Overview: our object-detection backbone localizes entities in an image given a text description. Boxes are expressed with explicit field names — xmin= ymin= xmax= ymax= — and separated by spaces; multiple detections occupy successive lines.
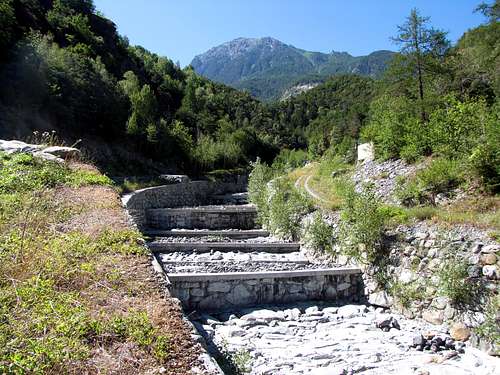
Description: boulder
xmin=375 ymin=315 xmax=400 ymax=331
xmin=481 ymin=244 xmax=500 ymax=254
xmin=240 ymin=309 xmax=284 ymax=323
xmin=42 ymin=146 xmax=81 ymax=159
xmin=422 ymin=309 xmax=444 ymax=325
xmin=482 ymin=265 xmax=499 ymax=279
xmin=480 ymin=253 xmax=497 ymax=265
xmin=0 ymin=139 xmax=42 ymax=154
xmin=337 ymin=304 xmax=367 ymax=318
xmin=32 ymin=151 xmax=64 ymax=163
xmin=368 ymin=291 xmax=393 ymax=308
xmin=449 ymin=322 xmax=471 ymax=342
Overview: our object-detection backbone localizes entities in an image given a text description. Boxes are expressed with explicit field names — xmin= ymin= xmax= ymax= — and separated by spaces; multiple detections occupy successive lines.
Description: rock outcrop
xmin=0 ymin=139 xmax=81 ymax=162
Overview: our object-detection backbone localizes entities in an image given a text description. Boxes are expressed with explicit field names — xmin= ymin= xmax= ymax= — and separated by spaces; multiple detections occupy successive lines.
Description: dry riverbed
xmin=194 ymin=303 xmax=500 ymax=375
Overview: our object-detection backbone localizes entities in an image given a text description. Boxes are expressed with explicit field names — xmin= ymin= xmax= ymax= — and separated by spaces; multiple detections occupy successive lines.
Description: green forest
xmin=0 ymin=0 xmax=499 ymax=189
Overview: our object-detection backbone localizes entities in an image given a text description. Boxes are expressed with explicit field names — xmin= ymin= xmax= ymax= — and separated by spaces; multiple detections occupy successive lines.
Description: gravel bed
xmin=152 ymin=236 xmax=286 ymax=243
xmin=162 ymin=260 xmax=338 ymax=274
xmin=159 ymin=251 xmax=307 ymax=263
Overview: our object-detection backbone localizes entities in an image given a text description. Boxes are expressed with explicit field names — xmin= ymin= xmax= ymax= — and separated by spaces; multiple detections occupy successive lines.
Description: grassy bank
xmin=0 ymin=152 xmax=198 ymax=374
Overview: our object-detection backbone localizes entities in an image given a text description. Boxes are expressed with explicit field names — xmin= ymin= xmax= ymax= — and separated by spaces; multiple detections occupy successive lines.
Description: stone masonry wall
xmin=122 ymin=176 xmax=247 ymax=229
xmin=362 ymin=222 xmax=499 ymax=354
xmin=146 ymin=208 xmax=257 ymax=230
xmin=169 ymin=272 xmax=363 ymax=312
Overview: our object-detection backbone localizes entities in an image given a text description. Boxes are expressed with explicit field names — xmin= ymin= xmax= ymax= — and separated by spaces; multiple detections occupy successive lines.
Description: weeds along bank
xmin=0 ymin=149 xmax=201 ymax=374
xmin=248 ymin=153 xmax=500 ymax=356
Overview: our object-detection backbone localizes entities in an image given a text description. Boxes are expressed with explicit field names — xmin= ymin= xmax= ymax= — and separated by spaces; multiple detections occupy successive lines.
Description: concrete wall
xmin=123 ymin=176 xmax=247 ymax=229
xmin=168 ymin=269 xmax=363 ymax=312
xmin=146 ymin=207 xmax=257 ymax=230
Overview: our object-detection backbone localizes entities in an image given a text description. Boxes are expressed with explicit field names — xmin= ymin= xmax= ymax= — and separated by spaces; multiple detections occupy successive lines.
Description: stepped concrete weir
xmin=167 ymin=268 xmax=362 ymax=312
xmin=125 ymin=178 xmax=500 ymax=374
xmin=124 ymin=177 xmax=365 ymax=373
xmin=124 ymin=177 xmax=363 ymax=310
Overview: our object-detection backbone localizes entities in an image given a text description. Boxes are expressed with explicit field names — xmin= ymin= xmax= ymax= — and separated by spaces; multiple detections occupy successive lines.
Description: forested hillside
xmin=0 ymin=0 xmax=277 ymax=175
xmin=0 ymin=0 xmax=498 ymax=187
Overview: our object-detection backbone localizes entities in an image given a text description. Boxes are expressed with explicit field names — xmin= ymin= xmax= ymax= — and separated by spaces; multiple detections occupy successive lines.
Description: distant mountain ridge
xmin=191 ymin=37 xmax=395 ymax=100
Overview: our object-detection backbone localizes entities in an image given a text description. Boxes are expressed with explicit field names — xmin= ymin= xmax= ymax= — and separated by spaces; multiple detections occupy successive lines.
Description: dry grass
xmin=57 ymin=186 xmax=201 ymax=375
xmin=0 ymin=155 xmax=201 ymax=374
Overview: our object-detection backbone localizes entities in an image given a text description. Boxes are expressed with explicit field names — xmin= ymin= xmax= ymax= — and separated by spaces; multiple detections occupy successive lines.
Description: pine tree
xmin=391 ymin=8 xmax=449 ymax=121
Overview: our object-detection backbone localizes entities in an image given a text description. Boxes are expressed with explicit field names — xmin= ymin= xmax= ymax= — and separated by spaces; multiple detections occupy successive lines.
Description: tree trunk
xmin=416 ymin=61 xmax=427 ymax=122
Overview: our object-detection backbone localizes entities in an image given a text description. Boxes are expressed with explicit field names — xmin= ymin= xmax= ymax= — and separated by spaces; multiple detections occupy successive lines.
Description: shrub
xmin=248 ymin=158 xmax=274 ymax=225
xmin=378 ymin=205 xmax=410 ymax=225
xmin=317 ymin=151 xmax=349 ymax=178
xmin=438 ymin=256 xmax=484 ymax=308
xmin=267 ymin=178 xmax=313 ymax=240
xmin=390 ymin=280 xmax=428 ymax=308
xmin=396 ymin=158 xmax=465 ymax=206
xmin=428 ymin=96 xmax=489 ymax=159
xmin=361 ymin=95 xmax=420 ymax=160
xmin=469 ymin=102 xmax=500 ymax=193
xmin=191 ymin=134 xmax=244 ymax=171
xmin=304 ymin=212 xmax=335 ymax=253
xmin=0 ymin=152 xmax=112 ymax=194
xmin=475 ymin=296 xmax=500 ymax=346
xmin=338 ymin=183 xmax=386 ymax=263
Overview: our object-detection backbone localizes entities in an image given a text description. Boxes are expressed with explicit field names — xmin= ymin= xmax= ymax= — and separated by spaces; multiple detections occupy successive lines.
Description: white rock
xmin=42 ymin=145 xmax=80 ymax=159
xmin=369 ymin=291 xmax=393 ymax=308
xmin=240 ymin=309 xmax=284 ymax=323
xmin=357 ymin=142 xmax=375 ymax=163
xmin=337 ymin=305 xmax=367 ymax=318
xmin=399 ymin=269 xmax=416 ymax=284
xmin=481 ymin=244 xmax=500 ymax=254
xmin=32 ymin=151 xmax=64 ymax=163
xmin=482 ymin=265 xmax=498 ymax=279
xmin=0 ymin=139 xmax=42 ymax=154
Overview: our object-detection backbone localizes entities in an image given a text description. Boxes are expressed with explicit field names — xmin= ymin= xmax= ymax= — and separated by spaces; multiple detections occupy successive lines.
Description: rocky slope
xmin=191 ymin=37 xmax=394 ymax=100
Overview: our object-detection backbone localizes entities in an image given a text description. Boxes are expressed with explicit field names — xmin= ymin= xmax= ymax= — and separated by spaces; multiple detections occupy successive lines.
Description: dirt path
xmin=294 ymin=166 xmax=330 ymax=204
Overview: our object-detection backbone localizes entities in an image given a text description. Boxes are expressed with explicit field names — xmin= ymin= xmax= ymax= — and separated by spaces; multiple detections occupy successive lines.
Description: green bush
xmin=338 ymin=183 xmax=386 ymax=263
xmin=438 ymin=256 xmax=484 ymax=308
xmin=304 ymin=212 xmax=335 ymax=253
xmin=378 ymin=205 xmax=410 ymax=225
xmin=475 ymin=296 xmax=500 ymax=347
xmin=390 ymin=280 xmax=428 ymax=308
xmin=248 ymin=159 xmax=313 ymax=240
xmin=396 ymin=158 xmax=465 ymax=206
xmin=361 ymin=95 xmax=421 ymax=161
xmin=267 ymin=178 xmax=313 ymax=240
xmin=428 ymin=96 xmax=489 ymax=159
xmin=248 ymin=158 xmax=274 ymax=225
xmin=469 ymin=102 xmax=500 ymax=193
xmin=317 ymin=151 xmax=350 ymax=178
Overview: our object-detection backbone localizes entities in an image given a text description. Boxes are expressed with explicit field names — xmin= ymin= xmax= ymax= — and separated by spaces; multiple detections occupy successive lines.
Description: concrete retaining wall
xmin=122 ymin=176 xmax=247 ymax=229
xmin=146 ymin=206 xmax=257 ymax=230
xmin=168 ymin=268 xmax=363 ymax=312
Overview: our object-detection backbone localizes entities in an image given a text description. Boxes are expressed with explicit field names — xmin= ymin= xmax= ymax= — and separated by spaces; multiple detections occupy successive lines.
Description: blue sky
xmin=93 ymin=0 xmax=485 ymax=66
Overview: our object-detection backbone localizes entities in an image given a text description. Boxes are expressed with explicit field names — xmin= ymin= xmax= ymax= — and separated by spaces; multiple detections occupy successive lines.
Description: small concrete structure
xmin=357 ymin=142 xmax=375 ymax=163
xmin=167 ymin=268 xmax=363 ymax=312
